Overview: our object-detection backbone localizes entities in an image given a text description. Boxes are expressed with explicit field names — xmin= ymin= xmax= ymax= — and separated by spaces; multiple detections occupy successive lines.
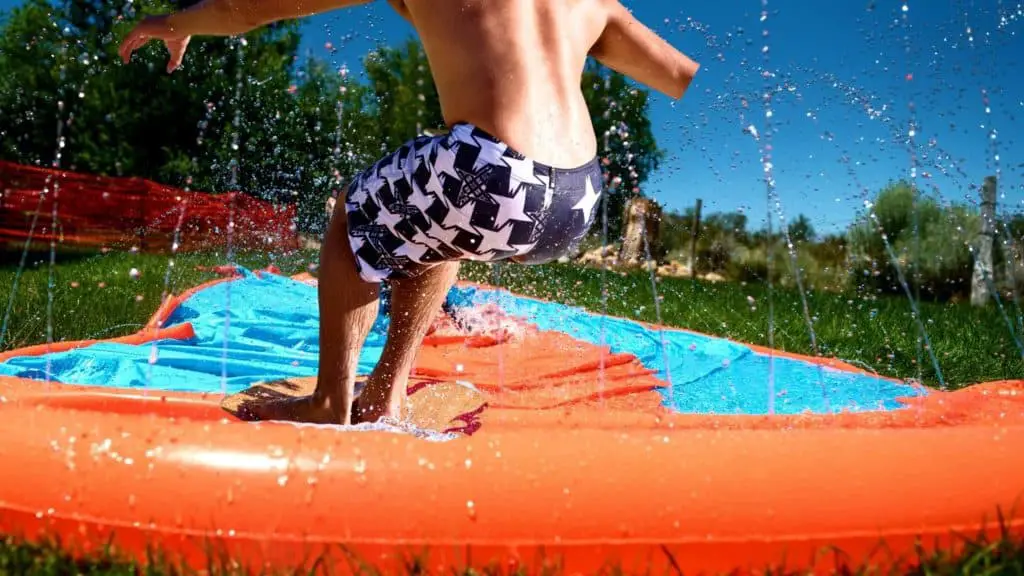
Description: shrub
xmin=847 ymin=181 xmax=979 ymax=301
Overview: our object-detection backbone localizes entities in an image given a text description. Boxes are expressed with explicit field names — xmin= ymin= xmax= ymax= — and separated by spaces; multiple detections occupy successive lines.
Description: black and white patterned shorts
xmin=343 ymin=122 xmax=603 ymax=283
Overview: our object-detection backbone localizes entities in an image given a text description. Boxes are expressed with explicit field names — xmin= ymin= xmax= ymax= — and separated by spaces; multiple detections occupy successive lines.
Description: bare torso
xmin=395 ymin=0 xmax=606 ymax=169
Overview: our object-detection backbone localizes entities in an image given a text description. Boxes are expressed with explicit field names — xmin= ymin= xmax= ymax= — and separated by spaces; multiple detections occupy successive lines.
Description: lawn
xmin=1 ymin=246 xmax=1023 ymax=575
xmin=3 ymin=247 xmax=1021 ymax=387
xmin=2 ymin=529 xmax=1023 ymax=576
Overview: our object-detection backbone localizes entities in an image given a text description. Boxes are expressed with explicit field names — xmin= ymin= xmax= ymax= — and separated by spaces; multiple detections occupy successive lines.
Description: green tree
xmin=658 ymin=208 xmax=750 ymax=272
xmin=786 ymin=214 xmax=816 ymax=243
xmin=0 ymin=0 xmax=346 ymax=209
xmin=287 ymin=57 xmax=382 ymax=233
xmin=363 ymin=39 xmax=444 ymax=150
xmin=847 ymin=181 xmax=980 ymax=301
xmin=0 ymin=0 xmax=73 ymax=167
xmin=581 ymin=59 xmax=664 ymax=238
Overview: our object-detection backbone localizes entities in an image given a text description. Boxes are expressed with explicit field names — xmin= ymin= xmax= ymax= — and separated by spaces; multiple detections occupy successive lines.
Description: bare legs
xmin=249 ymin=199 xmax=379 ymax=424
xmin=251 ymin=193 xmax=460 ymax=425
xmin=356 ymin=260 xmax=460 ymax=423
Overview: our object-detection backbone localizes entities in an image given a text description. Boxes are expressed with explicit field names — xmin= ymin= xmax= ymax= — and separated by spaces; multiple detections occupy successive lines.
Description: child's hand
xmin=119 ymin=15 xmax=192 ymax=73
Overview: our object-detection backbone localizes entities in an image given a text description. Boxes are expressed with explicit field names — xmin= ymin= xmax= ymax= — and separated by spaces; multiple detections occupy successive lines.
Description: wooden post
xmin=971 ymin=176 xmax=997 ymax=306
xmin=689 ymin=198 xmax=702 ymax=280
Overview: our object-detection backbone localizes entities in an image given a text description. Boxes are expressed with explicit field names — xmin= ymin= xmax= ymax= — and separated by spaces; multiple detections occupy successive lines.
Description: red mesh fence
xmin=0 ymin=161 xmax=299 ymax=253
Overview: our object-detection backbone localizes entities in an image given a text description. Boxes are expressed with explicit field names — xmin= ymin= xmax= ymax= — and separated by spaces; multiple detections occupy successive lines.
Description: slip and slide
xmin=0 ymin=267 xmax=1022 ymax=574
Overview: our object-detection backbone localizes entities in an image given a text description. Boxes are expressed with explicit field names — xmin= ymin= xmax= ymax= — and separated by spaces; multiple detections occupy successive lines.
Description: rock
xmin=656 ymin=260 xmax=692 ymax=278
xmin=619 ymin=196 xmax=663 ymax=263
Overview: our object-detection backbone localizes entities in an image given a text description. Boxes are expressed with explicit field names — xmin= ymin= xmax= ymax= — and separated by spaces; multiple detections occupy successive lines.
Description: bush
xmin=847 ymin=181 xmax=979 ymax=301
xmin=727 ymin=245 xmax=779 ymax=285
xmin=727 ymin=242 xmax=846 ymax=292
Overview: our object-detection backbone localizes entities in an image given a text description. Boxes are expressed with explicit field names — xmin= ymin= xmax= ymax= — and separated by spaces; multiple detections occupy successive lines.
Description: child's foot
xmin=354 ymin=375 xmax=404 ymax=424
xmin=245 ymin=394 xmax=348 ymax=425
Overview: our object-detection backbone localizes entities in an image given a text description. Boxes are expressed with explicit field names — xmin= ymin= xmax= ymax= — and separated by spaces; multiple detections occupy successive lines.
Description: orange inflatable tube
xmin=0 ymin=273 xmax=1022 ymax=575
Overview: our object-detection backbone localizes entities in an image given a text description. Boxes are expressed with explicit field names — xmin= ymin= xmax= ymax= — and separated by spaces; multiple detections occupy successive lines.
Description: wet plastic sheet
xmin=0 ymin=269 xmax=921 ymax=413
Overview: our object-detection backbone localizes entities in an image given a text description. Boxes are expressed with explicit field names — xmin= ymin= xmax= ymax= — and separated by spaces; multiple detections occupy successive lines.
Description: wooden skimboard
xmin=221 ymin=375 xmax=488 ymax=434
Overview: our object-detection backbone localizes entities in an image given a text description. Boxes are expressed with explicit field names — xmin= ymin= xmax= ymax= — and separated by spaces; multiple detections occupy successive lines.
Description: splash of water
xmin=490 ymin=261 xmax=505 ymax=391
xmin=146 ymin=98 xmax=224 ymax=390
xmin=900 ymin=2 xmax=929 ymax=384
xmin=219 ymin=36 xmax=247 ymax=396
xmin=279 ymin=416 xmax=461 ymax=442
xmin=758 ymin=1 xmax=778 ymax=414
xmin=639 ymin=210 xmax=673 ymax=388
xmin=597 ymin=74 xmax=613 ymax=402
xmin=777 ymin=19 xmax=949 ymax=388
xmin=751 ymin=4 xmax=832 ymax=411
xmin=0 ymin=18 xmax=78 ymax=367
xmin=965 ymin=0 xmax=1024 ymax=350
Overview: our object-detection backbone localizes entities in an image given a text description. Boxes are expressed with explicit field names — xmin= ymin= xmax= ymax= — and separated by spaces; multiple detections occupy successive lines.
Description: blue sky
xmin=292 ymin=0 xmax=1024 ymax=234
xmin=3 ymin=0 xmax=1023 ymax=234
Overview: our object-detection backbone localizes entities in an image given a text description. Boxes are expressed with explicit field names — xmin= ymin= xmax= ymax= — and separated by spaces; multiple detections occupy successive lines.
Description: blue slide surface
xmin=0 ymin=270 xmax=921 ymax=414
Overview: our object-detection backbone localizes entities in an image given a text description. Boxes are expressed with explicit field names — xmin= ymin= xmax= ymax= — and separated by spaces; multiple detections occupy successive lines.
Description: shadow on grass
xmin=0 ymin=247 xmax=104 ymax=270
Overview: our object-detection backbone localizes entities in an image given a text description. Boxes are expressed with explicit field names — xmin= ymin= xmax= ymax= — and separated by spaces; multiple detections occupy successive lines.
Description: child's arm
xmin=164 ymin=0 xmax=373 ymax=37
xmin=386 ymin=0 xmax=414 ymax=23
xmin=588 ymin=0 xmax=700 ymax=100
xmin=120 ymin=0 xmax=371 ymax=71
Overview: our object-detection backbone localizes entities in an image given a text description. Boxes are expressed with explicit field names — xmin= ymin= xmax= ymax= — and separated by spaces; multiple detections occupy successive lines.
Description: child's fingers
xmin=166 ymin=37 xmax=190 ymax=73
xmin=118 ymin=33 xmax=136 ymax=62
xmin=119 ymin=32 xmax=147 ymax=63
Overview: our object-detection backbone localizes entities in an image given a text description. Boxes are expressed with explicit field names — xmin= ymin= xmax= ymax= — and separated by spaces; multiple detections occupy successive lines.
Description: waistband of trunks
xmin=448 ymin=122 xmax=600 ymax=176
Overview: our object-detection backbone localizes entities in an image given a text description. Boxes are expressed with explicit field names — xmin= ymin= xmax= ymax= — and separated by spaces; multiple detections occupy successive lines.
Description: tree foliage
xmin=0 ymin=1 xmax=663 ymax=240
xmin=847 ymin=180 xmax=980 ymax=300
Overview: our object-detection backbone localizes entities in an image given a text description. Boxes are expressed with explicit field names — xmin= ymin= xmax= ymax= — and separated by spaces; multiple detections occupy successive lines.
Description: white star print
xmin=492 ymin=187 xmax=531 ymax=228
xmin=572 ymin=176 xmax=601 ymax=225
xmin=433 ymin=145 xmax=461 ymax=180
xmin=394 ymin=238 xmax=430 ymax=261
xmin=542 ymin=175 xmax=553 ymax=210
xmin=417 ymin=152 xmax=444 ymax=195
xmin=407 ymin=157 xmax=440 ymax=213
xmin=441 ymin=204 xmax=474 ymax=231
xmin=472 ymin=222 xmax=516 ymax=255
xmin=424 ymin=218 xmax=463 ymax=246
xmin=470 ymin=134 xmax=504 ymax=168
xmin=347 ymin=184 xmax=368 ymax=206
xmin=501 ymin=154 xmax=545 ymax=187
xmin=380 ymin=157 xmax=405 ymax=190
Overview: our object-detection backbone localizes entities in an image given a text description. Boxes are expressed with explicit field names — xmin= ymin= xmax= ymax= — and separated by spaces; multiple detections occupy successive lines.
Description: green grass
xmin=1 ymin=247 xmax=1023 ymax=574
xmin=0 ymin=248 xmax=318 ymax=352
xmin=460 ymin=261 xmax=1024 ymax=388
xmin=2 ymin=248 xmax=1022 ymax=386
xmin=3 ymin=525 xmax=1024 ymax=575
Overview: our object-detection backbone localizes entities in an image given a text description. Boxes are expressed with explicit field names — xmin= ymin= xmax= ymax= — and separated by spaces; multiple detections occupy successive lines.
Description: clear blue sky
xmin=292 ymin=0 xmax=1024 ymax=234
xmin=3 ymin=0 xmax=1022 ymax=234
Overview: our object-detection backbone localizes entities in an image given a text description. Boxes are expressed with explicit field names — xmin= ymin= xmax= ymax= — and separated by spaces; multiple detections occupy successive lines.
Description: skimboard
xmin=221 ymin=375 xmax=488 ymax=435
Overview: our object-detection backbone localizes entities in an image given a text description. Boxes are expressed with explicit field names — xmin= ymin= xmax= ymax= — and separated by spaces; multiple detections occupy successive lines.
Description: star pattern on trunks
xmin=343 ymin=124 xmax=603 ymax=283
xmin=573 ymin=176 xmax=601 ymax=225
xmin=493 ymin=186 xmax=531 ymax=229
xmin=454 ymin=164 xmax=498 ymax=208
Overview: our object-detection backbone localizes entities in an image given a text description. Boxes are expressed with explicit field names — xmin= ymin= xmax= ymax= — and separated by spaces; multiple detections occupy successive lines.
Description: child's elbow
xmin=671 ymin=59 xmax=699 ymax=100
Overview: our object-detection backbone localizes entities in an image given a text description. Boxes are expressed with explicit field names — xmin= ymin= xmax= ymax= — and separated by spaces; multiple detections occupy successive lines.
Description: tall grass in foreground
xmin=3 ymin=522 xmax=1024 ymax=576
xmin=1 ymin=249 xmax=1021 ymax=386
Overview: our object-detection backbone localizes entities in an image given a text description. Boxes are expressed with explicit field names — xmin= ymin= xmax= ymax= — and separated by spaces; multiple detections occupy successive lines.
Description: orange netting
xmin=0 ymin=161 xmax=299 ymax=253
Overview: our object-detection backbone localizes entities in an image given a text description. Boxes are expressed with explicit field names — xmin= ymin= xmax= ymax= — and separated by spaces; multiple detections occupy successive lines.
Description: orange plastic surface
xmin=0 ymin=274 xmax=1022 ymax=575
xmin=0 ymin=161 xmax=299 ymax=252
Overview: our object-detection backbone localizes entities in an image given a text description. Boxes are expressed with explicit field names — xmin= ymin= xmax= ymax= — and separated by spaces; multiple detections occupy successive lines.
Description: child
xmin=120 ymin=0 xmax=699 ymax=425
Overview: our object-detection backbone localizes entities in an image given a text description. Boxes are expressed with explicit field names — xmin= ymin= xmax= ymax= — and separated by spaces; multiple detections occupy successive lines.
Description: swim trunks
xmin=343 ymin=122 xmax=603 ymax=283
